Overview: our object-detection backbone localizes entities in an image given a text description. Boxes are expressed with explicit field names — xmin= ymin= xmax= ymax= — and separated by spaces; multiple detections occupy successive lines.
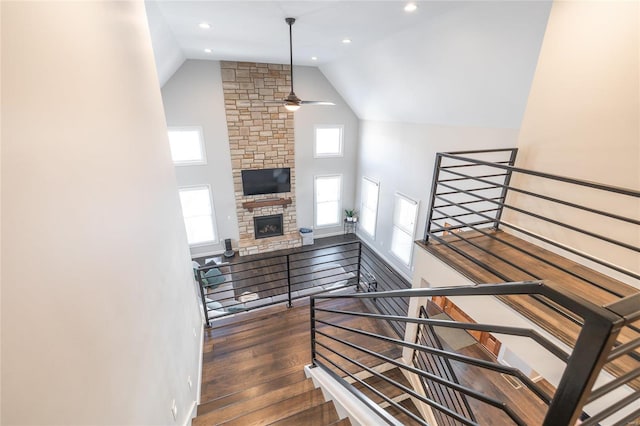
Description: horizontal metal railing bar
xmin=436 ymin=184 xmax=503 ymax=196
xmin=315 ymin=344 xmax=472 ymax=426
xmin=607 ymin=337 xmax=640 ymax=361
xmin=436 ymin=181 xmax=640 ymax=253
xmin=439 ymin=153 xmax=640 ymax=198
xmin=581 ymin=390 xmax=640 ymax=426
xmin=289 ymin=256 xmax=359 ymax=276
xmin=289 ymin=242 xmax=361 ymax=261
xmin=438 ymin=172 xmax=509 ymax=183
xmin=197 ymin=240 xmax=362 ymax=271
xmin=430 ymin=215 xmax=543 ymax=280
xmin=612 ymin=407 xmax=640 ymax=426
xmin=289 ymin=251 xmax=360 ymax=269
xmin=587 ymin=367 xmax=640 ymax=402
xmin=429 ymin=221 xmax=583 ymax=327
xmin=431 ymin=207 xmax=501 ymax=221
xmin=197 ymin=257 xmax=287 ymax=273
xmin=316 ymin=320 xmax=553 ymax=405
xmin=312 ymin=358 xmax=399 ymax=426
xmin=440 ymin=167 xmax=640 ymax=226
xmin=416 ymin=306 xmax=476 ymax=419
xmin=312 ymin=281 xmax=622 ymax=324
xmin=316 ymin=308 xmax=569 ymax=361
xmin=429 ymin=218 xmax=495 ymax=233
xmin=497 ymin=220 xmax=640 ymax=282
xmin=434 ymin=196 xmax=505 ymax=209
xmin=315 ymin=330 xmax=527 ymax=424
xmin=431 ymin=200 xmax=630 ymax=299
xmin=439 ymin=160 xmax=513 ymax=170
xmin=443 ymin=148 xmax=519 ymax=156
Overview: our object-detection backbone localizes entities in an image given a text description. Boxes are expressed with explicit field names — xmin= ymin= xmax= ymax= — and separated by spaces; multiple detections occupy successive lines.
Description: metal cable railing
xmin=310 ymin=282 xmax=640 ymax=425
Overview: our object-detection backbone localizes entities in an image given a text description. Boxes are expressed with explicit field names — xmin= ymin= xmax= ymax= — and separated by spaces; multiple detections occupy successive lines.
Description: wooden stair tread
xmin=383 ymin=398 xmax=423 ymax=426
xmin=219 ymin=388 xmax=326 ymax=426
xmin=353 ymin=367 xmax=411 ymax=404
xmin=267 ymin=401 xmax=340 ymax=425
xmin=194 ymin=377 xmax=316 ymax=425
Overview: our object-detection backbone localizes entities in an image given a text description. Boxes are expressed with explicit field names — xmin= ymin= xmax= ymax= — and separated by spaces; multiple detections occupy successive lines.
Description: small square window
xmin=168 ymin=127 xmax=207 ymax=166
xmin=314 ymin=126 xmax=343 ymax=158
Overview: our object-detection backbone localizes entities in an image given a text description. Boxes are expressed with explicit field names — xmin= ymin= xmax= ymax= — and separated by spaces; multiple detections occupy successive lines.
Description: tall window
xmin=314 ymin=125 xmax=343 ymax=157
xmin=168 ymin=126 xmax=207 ymax=165
xmin=315 ymin=175 xmax=342 ymax=227
xmin=360 ymin=177 xmax=380 ymax=238
xmin=390 ymin=193 xmax=419 ymax=266
xmin=178 ymin=185 xmax=217 ymax=246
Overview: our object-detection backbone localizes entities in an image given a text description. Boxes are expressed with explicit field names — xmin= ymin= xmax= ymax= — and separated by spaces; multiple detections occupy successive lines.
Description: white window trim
xmin=389 ymin=192 xmax=419 ymax=267
xmin=359 ymin=176 xmax=380 ymax=239
xmin=168 ymin=126 xmax=208 ymax=166
xmin=313 ymin=125 xmax=344 ymax=158
xmin=178 ymin=184 xmax=219 ymax=247
xmin=314 ymin=174 xmax=343 ymax=229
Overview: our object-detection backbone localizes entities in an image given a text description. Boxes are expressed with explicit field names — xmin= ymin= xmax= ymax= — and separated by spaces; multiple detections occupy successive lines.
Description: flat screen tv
xmin=241 ymin=168 xmax=291 ymax=196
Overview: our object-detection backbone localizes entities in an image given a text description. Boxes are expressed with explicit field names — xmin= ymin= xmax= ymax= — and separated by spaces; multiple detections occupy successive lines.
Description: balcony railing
xmin=310 ymin=283 xmax=640 ymax=425
xmin=195 ymin=240 xmax=361 ymax=326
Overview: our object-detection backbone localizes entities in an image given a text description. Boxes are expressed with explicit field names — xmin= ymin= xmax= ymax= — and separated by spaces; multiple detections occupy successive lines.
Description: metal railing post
xmin=286 ymin=254 xmax=292 ymax=308
xmin=356 ymin=242 xmax=362 ymax=292
xmin=310 ymin=296 xmax=317 ymax=367
xmin=493 ymin=148 xmax=518 ymax=230
xmin=424 ymin=153 xmax=443 ymax=242
xmin=543 ymin=315 xmax=622 ymax=425
xmin=197 ymin=269 xmax=211 ymax=328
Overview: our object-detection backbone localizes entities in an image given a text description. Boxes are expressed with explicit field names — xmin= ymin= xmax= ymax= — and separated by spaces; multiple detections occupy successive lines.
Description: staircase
xmin=192 ymin=299 xmax=363 ymax=426
xmin=193 ymin=371 xmax=348 ymax=425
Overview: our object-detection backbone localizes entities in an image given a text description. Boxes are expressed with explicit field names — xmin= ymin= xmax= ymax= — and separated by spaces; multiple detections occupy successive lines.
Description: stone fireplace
xmin=254 ymin=214 xmax=284 ymax=239
xmin=221 ymin=61 xmax=301 ymax=256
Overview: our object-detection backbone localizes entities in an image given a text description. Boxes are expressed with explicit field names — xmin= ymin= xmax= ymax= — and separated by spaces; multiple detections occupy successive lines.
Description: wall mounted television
xmin=241 ymin=167 xmax=291 ymax=196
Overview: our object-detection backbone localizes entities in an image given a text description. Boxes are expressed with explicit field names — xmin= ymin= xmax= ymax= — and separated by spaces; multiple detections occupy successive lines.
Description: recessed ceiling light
xmin=342 ymin=38 xmax=352 ymax=44
xmin=199 ymin=22 xmax=211 ymax=29
xmin=404 ymin=3 xmax=418 ymax=12
xmin=311 ymin=56 xmax=318 ymax=61
xmin=204 ymin=48 xmax=212 ymax=53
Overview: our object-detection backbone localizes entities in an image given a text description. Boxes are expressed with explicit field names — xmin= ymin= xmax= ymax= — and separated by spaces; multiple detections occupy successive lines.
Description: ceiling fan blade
xmin=300 ymin=101 xmax=336 ymax=106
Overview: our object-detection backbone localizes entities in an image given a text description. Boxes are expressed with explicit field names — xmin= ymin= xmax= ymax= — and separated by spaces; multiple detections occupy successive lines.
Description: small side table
xmin=343 ymin=219 xmax=357 ymax=235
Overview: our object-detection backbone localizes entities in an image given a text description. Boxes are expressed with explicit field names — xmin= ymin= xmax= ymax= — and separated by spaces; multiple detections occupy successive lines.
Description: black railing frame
xmin=197 ymin=240 xmax=363 ymax=327
xmin=310 ymin=280 xmax=637 ymax=425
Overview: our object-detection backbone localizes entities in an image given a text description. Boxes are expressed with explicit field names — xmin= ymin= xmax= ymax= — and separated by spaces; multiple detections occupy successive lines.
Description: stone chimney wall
xmin=220 ymin=61 xmax=300 ymax=255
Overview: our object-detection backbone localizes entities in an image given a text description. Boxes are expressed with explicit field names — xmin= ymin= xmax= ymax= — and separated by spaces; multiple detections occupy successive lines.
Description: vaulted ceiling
xmin=146 ymin=1 xmax=552 ymax=128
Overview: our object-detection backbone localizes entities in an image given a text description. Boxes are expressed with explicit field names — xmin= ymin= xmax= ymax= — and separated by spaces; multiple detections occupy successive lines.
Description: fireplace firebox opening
xmin=254 ymin=214 xmax=284 ymax=239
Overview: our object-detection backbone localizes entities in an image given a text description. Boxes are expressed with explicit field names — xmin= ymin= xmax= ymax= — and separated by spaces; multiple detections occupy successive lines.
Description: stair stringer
xmin=305 ymin=364 xmax=401 ymax=426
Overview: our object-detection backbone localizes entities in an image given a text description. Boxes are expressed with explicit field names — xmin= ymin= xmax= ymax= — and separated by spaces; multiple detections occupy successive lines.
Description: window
xmin=360 ymin=177 xmax=380 ymax=238
xmin=390 ymin=193 xmax=419 ymax=266
xmin=314 ymin=125 xmax=343 ymax=157
xmin=168 ymin=126 xmax=207 ymax=165
xmin=314 ymin=175 xmax=342 ymax=227
xmin=178 ymin=185 xmax=217 ymax=246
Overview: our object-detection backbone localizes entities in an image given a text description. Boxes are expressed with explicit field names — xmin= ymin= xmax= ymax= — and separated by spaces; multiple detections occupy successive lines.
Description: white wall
xmin=506 ymin=0 xmax=640 ymax=283
xmin=356 ymin=121 xmax=518 ymax=277
xmin=161 ymin=60 xmax=238 ymax=257
xmin=1 ymin=2 xmax=202 ymax=424
xmin=294 ymin=66 xmax=359 ymax=236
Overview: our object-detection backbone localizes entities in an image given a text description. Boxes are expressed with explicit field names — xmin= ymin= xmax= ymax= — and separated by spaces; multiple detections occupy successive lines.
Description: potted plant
xmin=345 ymin=209 xmax=357 ymax=222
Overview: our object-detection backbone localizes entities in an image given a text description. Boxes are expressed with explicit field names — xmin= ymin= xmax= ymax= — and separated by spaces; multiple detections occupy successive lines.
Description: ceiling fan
xmin=268 ymin=17 xmax=334 ymax=112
